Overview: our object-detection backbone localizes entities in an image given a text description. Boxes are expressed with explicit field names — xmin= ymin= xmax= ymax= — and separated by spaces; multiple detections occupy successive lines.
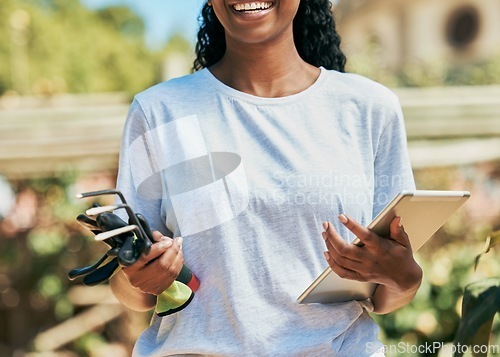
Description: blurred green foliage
xmin=348 ymin=52 xmax=500 ymax=88
xmin=372 ymin=166 xmax=500 ymax=357
xmin=374 ymin=230 xmax=500 ymax=356
xmin=0 ymin=173 xmax=122 ymax=355
xmin=0 ymin=0 xmax=166 ymax=95
xmin=453 ymin=277 xmax=499 ymax=357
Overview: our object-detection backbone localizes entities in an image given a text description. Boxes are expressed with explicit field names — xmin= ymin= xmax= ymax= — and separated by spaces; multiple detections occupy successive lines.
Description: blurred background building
xmin=0 ymin=0 xmax=499 ymax=356
xmin=336 ymin=0 xmax=500 ymax=71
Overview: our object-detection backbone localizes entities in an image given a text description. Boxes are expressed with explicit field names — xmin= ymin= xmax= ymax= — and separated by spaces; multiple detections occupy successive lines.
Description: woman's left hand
xmin=322 ymin=214 xmax=422 ymax=313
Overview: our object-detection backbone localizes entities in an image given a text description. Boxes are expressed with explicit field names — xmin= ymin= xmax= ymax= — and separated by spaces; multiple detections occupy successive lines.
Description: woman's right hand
xmin=121 ymin=231 xmax=184 ymax=296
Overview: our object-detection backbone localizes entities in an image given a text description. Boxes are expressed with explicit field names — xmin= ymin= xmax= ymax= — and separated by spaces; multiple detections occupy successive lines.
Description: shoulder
xmin=127 ymin=70 xmax=210 ymax=126
xmin=323 ymin=70 xmax=401 ymax=112
xmin=134 ymin=70 xmax=208 ymax=108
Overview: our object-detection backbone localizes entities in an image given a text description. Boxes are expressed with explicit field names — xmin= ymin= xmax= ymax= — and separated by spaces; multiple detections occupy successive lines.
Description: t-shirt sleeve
xmin=115 ymin=98 xmax=169 ymax=234
xmin=372 ymin=95 xmax=416 ymax=218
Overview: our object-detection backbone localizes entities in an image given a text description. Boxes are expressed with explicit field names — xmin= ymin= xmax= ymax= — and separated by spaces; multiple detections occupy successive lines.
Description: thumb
xmin=390 ymin=216 xmax=411 ymax=249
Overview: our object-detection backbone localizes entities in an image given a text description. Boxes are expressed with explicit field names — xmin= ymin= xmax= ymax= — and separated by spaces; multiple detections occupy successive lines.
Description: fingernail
xmin=322 ymin=232 xmax=327 ymax=241
xmin=160 ymin=236 xmax=170 ymax=241
xmin=175 ymin=237 xmax=183 ymax=247
xmin=339 ymin=214 xmax=348 ymax=224
xmin=159 ymin=239 xmax=172 ymax=249
xmin=398 ymin=217 xmax=403 ymax=228
xmin=322 ymin=222 xmax=329 ymax=231
xmin=323 ymin=251 xmax=330 ymax=261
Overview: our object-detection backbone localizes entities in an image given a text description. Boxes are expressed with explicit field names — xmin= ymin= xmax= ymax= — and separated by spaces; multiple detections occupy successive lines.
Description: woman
xmin=110 ymin=0 xmax=423 ymax=355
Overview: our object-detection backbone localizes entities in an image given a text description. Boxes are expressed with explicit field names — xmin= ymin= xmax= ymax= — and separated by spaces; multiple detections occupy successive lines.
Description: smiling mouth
xmin=232 ymin=1 xmax=274 ymax=13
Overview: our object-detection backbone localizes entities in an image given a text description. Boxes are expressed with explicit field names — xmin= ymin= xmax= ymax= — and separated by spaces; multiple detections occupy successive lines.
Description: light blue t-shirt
xmin=115 ymin=67 xmax=415 ymax=356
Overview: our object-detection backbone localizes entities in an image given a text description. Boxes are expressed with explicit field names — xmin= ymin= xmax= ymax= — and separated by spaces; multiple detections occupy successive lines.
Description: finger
xmin=124 ymin=238 xmax=178 ymax=294
xmin=157 ymin=237 xmax=183 ymax=271
xmin=131 ymin=239 xmax=173 ymax=269
xmin=324 ymin=241 xmax=364 ymax=271
xmin=324 ymin=251 xmax=365 ymax=282
xmin=322 ymin=221 xmax=363 ymax=262
xmin=152 ymin=230 xmax=169 ymax=243
xmin=142 ymin=237 xmax=183 ymax=283
xmin=322 ymin=221 xmax=347 ymax=249
xmin=338 ymin=214 xmax=378 ymax=247
xmin=168 ymin=243 xmax=185 ymax=279
xmin=389 ymin=216 xmax=411 ymax=249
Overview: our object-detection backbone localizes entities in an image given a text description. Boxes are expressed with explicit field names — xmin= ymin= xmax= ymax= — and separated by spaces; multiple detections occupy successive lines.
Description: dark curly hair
xmin=193 ymin=0 xmax=346 ymax=72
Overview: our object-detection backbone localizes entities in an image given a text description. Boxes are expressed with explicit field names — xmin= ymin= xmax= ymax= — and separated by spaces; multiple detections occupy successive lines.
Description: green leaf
xmin=474 ymin=230 xmax=500 ymax=271
xmin=453 ymin=278 xmax=500 ymax=357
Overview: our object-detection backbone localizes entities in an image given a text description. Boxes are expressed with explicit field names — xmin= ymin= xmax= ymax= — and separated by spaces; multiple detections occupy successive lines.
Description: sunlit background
xmin=0 ymin=0 xmax=499 ymax=356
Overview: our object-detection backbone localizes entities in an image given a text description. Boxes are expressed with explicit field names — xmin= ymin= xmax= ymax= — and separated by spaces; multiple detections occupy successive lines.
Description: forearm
xmin=109 ymin=270 xmax=157 ymax=312
xmin=371 ymin=267 xmax=422 ymax=314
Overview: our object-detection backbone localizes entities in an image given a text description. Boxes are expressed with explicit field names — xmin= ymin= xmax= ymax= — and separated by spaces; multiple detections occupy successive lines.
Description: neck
xmin=209 ymin=33 xmax=320 ymax=98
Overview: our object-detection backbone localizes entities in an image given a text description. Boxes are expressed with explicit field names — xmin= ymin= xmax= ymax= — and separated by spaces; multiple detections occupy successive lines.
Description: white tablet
xmin=297 ymin=190 xmax=470 ymax=304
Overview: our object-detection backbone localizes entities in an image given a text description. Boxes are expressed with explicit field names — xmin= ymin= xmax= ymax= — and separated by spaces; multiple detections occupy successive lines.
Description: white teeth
xmin=233 ymin=2 xmax=272 ymax=12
